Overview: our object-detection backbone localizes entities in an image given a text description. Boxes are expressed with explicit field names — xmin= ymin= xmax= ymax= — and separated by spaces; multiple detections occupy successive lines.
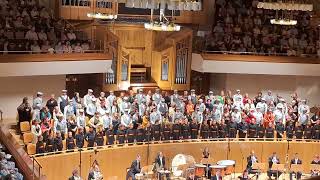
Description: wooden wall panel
xmin=36 ymin=141 xmax=320 ymax=180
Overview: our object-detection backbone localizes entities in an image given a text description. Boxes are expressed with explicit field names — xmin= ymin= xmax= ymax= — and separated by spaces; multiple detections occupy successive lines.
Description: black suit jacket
xmin=268 ymin=156 xmax=280 ymax=169
xmin=155 ymin=156 xmax=166 ymax=168
xmin=247 ymin=155 xmax=258 ymax=168
xmin=290 ymin=158 xmax=302 ymax=165
xmin=211 ymin=175 xmax=222 ymax=180
xmin=129 ymin=160 xmax=141 ymax=174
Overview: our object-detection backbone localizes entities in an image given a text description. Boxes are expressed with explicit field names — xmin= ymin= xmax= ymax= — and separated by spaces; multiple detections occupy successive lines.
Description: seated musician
xmin=88 ymin=161 xmax=103 ymax=180
xmin=126 ymin=155 xmax=141 ymax=180
xmin=69 ymin=168 xmax=82 ymax=180
xmin=202 ymin=147 xmax=211 ymax=179
xmin=311 ymin=155 xmax=320 ymax=177
xmin=211 ymin=169 xmax=222 ymax=180
xmin=267 ymin=152 xmax=282 ymax=179
xmin=246 ymin=151 xmax=259 ymax=176
xmin=238 ymin=169 xmax=251 ymax=180
xmin=289 ymin=153 xmax=302 ymax=180
xmin=154 ymin=152 xmax=169 ymax=179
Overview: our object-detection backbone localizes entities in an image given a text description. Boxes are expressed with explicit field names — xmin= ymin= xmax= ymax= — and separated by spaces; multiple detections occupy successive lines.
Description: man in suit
xmin=267 ymin=152 xmax=281 ymax=179
xmin=68 ymin=169 xmax=81 ymax=180
xmin=126 ymin=155 xmax=141 ymax=180
xmin=290 ymin=153 xmax=302 ymax=180
xmin=211 ymin=169 xmax=222 ymax=180
xmin=246 ymin=151 xmax=259 ymax=175
xmin=154 ymin=152 xmax=169 ymax=179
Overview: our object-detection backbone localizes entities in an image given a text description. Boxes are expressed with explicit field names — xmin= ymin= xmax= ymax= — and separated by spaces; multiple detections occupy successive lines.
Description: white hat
xmin=37 ymin=92 xmax=43 ymax=95
xmin=209 ymin=91 xmax=213 ymax=94
xmin=276 ymin=104 xmax=283 ymax=109
xmin=62 ymin=90 xmax=67 ymax=93
xmin=191 ymin=89 xmax=195 ymax=92
xmin=88 ymin=89 xmax=93 ymax=93
xmin=199 ymin=99 xmax=203 ymax=102
xmin=261 ymin=98 xmax=266 ymax=101
xmin=236 ymin=89 xmax=240 ymax=92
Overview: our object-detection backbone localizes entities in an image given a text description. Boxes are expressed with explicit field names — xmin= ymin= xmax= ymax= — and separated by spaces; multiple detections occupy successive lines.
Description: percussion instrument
xmin=210 ymin=165 xmax=226 ymax=176
xmin=194 ymin=164 xmax=206 ymax=177
xmin=217 ymin=160 xmax=235 ymax=175
xmin=135 ymin=173 xmax=144 ymax=180
xmin=171 ymin=154 xmax=196 ymax=177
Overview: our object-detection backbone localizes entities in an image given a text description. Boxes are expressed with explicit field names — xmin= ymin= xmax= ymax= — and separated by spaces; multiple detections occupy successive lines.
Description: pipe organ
xmin=102 ymin=24 xmax=192 ymax=91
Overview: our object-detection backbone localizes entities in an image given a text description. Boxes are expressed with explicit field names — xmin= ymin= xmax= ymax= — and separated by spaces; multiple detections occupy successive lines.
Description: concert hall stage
xmin=34 ymin=140 xmax=319 ymax=180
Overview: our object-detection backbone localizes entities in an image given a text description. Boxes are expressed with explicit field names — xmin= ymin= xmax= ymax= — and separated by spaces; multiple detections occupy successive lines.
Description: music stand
xmin=252 ymin=163 xmax=266 ymax=172
xmin=309 ymin=164 xmax=320 ymax=175
xmin=200 ymin=158 xmax=212 ymax=178
xmin=271 ymin=164 xmax=285 ymax=180
xmin=290 ymin=164 xmax=303 ymax=180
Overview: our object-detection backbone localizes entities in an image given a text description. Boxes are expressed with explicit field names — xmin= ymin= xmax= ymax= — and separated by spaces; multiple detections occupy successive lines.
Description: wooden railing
xmin=0 ymin=125 xmax=40 ymax=180
xmin=0 ymin=52 xmax=112 ymax=63
xmin=202 ymin=53 xmax=320 ymax=64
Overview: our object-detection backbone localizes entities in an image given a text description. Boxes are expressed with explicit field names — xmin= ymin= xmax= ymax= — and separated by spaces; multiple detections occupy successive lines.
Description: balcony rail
xmin=203 ymin=50 xmax=320 ymax=58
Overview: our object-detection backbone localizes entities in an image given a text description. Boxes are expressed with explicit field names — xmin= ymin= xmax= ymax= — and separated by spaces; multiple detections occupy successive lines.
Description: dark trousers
xmin=126 ymin=170 xmax=136 ymax=180
xmin=267 ymin=170 xmax=282 ymax=179
xmin=290 ymin=172 xmax=302 ymax=180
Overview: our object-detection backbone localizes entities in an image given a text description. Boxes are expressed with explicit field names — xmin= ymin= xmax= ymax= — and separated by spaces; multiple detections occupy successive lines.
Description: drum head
xmin=210 ymin=165 xmax=227 ymax=169
xmin=217 ymin=160 xmax=236 ymax=166
xmin=195 ymin=164 xmax=206 ymax=168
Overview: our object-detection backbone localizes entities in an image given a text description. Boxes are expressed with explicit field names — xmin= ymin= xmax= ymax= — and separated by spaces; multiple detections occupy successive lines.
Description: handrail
xmin=32 ymin=156 xmax=42 ymax=180
xmin=202 ymin=50 xmax=319 ymax=57
xmin=30 ymin=137 xmax=320 ymax=157
xmin=0 ymin=125 xmax=40 ymax=180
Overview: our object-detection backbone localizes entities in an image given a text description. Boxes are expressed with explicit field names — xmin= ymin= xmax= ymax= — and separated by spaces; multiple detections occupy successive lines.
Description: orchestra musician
xmin=88 ymin=160 xmax=103 ymax=180
xmin=154 ymin=152 xmax=169 ymax=179
xmin=211 ymin=169 xmax=222 ymax=180
xmin=202 ymin=147 xmax=211 ymax=179
xmin=246 ymin=151 xmax=259 ymax=177
xmin=289 ymin=153 xmax=302 ymax=180
xmin=311 ymin=155 xmax=320 ymax=177
xmin=68 ymin=169 xmax=82 ymax=180
xmin=267 ymin=152 xmax=281 ymax=179
xmin=126 ymin=155 xmax=141 ymax=180
xmin=238 ymin=169 xmax=251 ymax=180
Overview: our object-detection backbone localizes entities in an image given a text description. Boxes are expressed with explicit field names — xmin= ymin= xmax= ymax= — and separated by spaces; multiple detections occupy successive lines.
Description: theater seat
xmin=27 ymin=143 xmax=36 ymax=155
xmin=23 ymin=132 xmax=34 ymax=145
xmin=20 ymin=121 xmax=31 ymax=133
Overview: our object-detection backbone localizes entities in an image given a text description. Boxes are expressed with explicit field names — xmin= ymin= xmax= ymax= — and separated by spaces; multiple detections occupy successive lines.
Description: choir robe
xmin=257 ymin=124 xmax=265 ymax=138
xmin=126 ymin=128 xmax=136 ymax=144
xmin=136 ymin=128 xmax=145 ymax=143
xmin=117 ymin=129 xmax=126 ymax=144
xmin=294 ymin=126 xmax=303 ymax=140
xmin=75 ymin=133 xmax=85 ymax=148
xmin=304 ymin=125 xmax=313 ymax=140
xmin=265 ymin=127 xmax=274 ymax=140
xmin=228 ymin=122 xmax=237 ymax=138
xmin=248 ymin=123 xmax=257 ymax=138
xmin=238 ymin=122 xmax=248 ymax=139
xmin=66 ymin=137 xmax=75 ymax=150
xmin=95 ymin=132 xmax=104 ymax=146
xmin=200 ymin=124 xmax=210 ymax=139
xmin=218 ymin=124 xmax=227 ymax=138
xmin=105 ymin=129 xmax=115 ymax=145
xmin=172 ymin=123 xmax=181 ymax=140
xmin=152 ymin=124 xmax=161 ymax=141
xmin=190 ymin=122 xmax=198 ymax=139
xmin=36 ymin=141 xmax=46 ymax=154
xmin=162 ymin=125 xmax=172 ymax=141
xmin=181 ymin=124 xmax=190 ymax=139
xmin=210 ymin=124 xmax=219 ymax=139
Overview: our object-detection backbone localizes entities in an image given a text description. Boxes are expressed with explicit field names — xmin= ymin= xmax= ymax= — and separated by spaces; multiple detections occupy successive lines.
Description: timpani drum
xmin=194 ymin=164 xmax=206 ymax=177
xmin=135 ymin=173 xmax=144 ymax=180
xmin=217 ymin=160 xmax=235 ymax=175
xmin=210 ymin=165 xmax=226 ymax=176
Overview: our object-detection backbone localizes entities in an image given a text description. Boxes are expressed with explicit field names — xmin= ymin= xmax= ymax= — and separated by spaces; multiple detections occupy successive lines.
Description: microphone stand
xmin=146 ymin=126 xmax=151 ymax=165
